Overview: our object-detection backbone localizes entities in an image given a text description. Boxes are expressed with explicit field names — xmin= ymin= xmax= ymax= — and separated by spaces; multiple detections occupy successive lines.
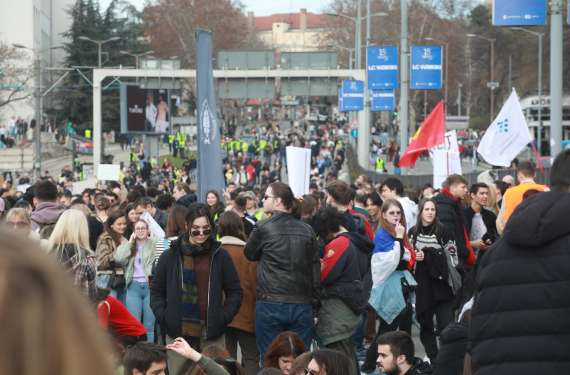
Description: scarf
xmin=440 ymin=188 xmax=476 ymax=267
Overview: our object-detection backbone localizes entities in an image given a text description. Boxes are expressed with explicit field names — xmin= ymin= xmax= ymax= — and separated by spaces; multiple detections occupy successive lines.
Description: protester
xmin=5 ymin=207 xmax=38 ymax=240
xmin=263 ymin=331 xmax=306 ymax=375
xmin=151 ymin=203 xmax=242 ymax=375
xmin=97 ymin=287 xmax=148 ymax=347
xmin=206 ymin=190 xmax=225 ymax=222
xmin=469 ymin=150 xmax=570 ymax=375
xmin=376 ymin=331 xmax=432 ymax=375
xmin=115 ymin=218 xmax=158 ymax=342
xmin=365 ymin=191 xmax=383 ymax=233
xmin=30 ymin=179 xmax=65 ymax=238
xmin=96 ymin=208 xmax=128 ymax=303
xmin=136 ymin=197 xmax=168 ymax=230
xmin=95 ymin=195 xmax=111 ymax=223
xmin=379 ymin=178 xmax=418 ymax=231
xmin=47 ymin=209 xmax=97 ymax=302
xmin=464 ymin=183 xmax=497 ymax=255
xmin=325 ymin=180 xmax=374 ymax=240
xmin=496 ymin=160 xmax=547 ymax=233
xmin=123 ymin=342 xmax=167 ymax=375
xmin=306 ymin=349 xmax=353 ymax=375
xmin=125 ymin=202 xmax=142 ymax=239
xmin=0 ymin=226 xmax=114 ymax=375
xmin=408 ymin=198 xmax=459 ymax=367
xmin=218 ymin=211 xmax=259 ymax=375
xmin=166 ymin=338 xmax=232 ymax=375
xmin=154 ymin=204 xmax=189 ymax=266
xmin=245 ymin=182 xmax=320 ymax=359
xmin=361 ymin=199 xmax=416 ymax=373
xmin=311 ymin=207 xmax=366 ymax=373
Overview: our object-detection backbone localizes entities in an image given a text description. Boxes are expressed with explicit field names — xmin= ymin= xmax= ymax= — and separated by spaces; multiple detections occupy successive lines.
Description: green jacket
xmin=316 ymin=298 xmax=359 ymax=346
xmin=114 ymin=238 xmax=157 ymax=285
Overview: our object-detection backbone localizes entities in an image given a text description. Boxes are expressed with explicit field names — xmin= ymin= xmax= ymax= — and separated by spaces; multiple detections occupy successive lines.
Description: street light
xmin=326 ymin=10 xmax=388 ymax=69
xmin=424 ymin=37 xmax=449 ymax=117
xmin=12 ymin=44 xmax=62 ymax=179
xmin=119 ymin=50 xmax=155 ymax=69
xmin=78 ymin=36 xmax=120 ymax=68
xmin=467 ymin=33 xmax=496 ymax=122
xmin=511 ymin=27 xmax=544 ymax=155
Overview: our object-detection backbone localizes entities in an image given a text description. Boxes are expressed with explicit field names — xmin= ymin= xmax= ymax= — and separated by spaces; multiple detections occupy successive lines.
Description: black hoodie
xmin=470 ymin=191 xmax=570 ymax=375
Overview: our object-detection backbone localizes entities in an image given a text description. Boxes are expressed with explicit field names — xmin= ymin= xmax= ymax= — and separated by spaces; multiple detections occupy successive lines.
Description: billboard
xmin=492 ymin=0 xmax=547 ymax=26
xmin=371 ymin=90 xmax=395 ymax=112
xmin=411 ymin=45 xmax=443 ymax=90
xmin=367 ymin=46 xmax=398 ymax=90
xmin=340 ymin=80 xmax=364 ymax=112
xmin=120 ymin=84 xmax=172 ymax=134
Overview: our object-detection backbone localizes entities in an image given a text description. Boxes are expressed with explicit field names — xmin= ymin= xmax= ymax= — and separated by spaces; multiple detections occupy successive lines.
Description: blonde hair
xmin=5 ymin=208 xmax=31 ymax=227
xmin=48 ymin=209 xmax=92 ymax=257
xmin=0 ymin=226 xmax=114 ymax=375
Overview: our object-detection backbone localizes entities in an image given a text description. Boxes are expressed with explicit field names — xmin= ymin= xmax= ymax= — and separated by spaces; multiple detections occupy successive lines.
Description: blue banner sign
xmin=410 ymin=45 xmax=443 ymax=90
xmin=340 ymin=80 xmax=364 ymax=111
xmin=493 ymin=0 xmax=547 ymax=26
xmin=367 ymin=46 xmax=398 ymax=90
xmin=371 ymin=90 xmax=395 ymax=112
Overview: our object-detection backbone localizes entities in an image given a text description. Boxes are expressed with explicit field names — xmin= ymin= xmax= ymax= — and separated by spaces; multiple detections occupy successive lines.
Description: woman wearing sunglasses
xmin=151 ymin=203 xmax=243 ymax=375
xmin=114 ymin=218 xmax=158 ymax=342
xmin=360 ymin=198 xmax=417 ymax=373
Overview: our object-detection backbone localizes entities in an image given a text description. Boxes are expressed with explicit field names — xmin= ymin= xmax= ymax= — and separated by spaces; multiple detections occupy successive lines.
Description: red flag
xmin=398 ymin=100 xmax=446 ymax=168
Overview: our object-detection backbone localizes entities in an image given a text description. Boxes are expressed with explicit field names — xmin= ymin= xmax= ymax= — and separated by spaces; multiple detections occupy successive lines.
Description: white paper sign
xmin=286 ymin=146 xmax=312 ymax=198
xmin=140 ymin=211 xmax=165 ymax=240
xmin=97 ymin=164 xmax=121 ymax=181
xmin=72 ymin=178 xmax=97 ymax=195
xmin=432 ymin=130 xmax=462 ymax=188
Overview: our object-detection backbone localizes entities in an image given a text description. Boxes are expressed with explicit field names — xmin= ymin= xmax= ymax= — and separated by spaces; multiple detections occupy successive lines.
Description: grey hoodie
xmin=31 ymin=202 xmax=66 ymax=231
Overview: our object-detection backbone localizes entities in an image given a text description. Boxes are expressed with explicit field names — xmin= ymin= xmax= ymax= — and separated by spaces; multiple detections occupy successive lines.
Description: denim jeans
xmin=255 ymin=301 xmax=313 ymax=361
xmin=126 ymin=280 xmax=155 ymax=342
xmin=97 ymin=274 xmax=126 ymax=304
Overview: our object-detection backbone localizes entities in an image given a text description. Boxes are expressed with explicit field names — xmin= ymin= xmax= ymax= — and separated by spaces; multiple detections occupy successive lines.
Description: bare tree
xmin=0 ymin=43 xmax=33 ymax=110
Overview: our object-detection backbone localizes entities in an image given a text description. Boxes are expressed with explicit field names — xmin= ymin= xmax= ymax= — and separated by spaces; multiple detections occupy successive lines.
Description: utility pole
xmin=549 ymin=0 xmax=563 ymax=158
xmin=458 ymin=83 xmax=463 ymax=117
xmin=399 ymin=0 xmax=409 ymax=156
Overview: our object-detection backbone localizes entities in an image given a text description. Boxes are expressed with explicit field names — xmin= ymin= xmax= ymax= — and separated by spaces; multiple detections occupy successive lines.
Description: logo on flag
xmin=477 ymin=89 xmax=532 ymax=167
xmin=377 ymin=48 xmax=388 ymax=61
xmin=422 ymin=48 xmax=433 ymax=60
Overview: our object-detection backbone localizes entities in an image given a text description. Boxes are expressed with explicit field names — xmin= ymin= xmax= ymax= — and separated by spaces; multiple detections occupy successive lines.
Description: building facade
xmin=0 ymin=0 xmax=74 ymax=121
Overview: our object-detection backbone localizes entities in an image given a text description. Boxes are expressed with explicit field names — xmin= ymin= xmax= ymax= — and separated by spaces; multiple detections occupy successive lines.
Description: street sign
xmin=371 ymin=90 xmax=395 ymax=112
xmin=486 ymin=81 xmax=500 ymax=90
xmin=340 ymin=80 xmax=364 ymax=112
xmin=410 ymin=45 xmax=443 ymax=90
xmin=492 ymin=0 xmax=547 ymax=26
xmin=367 ymin=46 xmax=399 ymax=90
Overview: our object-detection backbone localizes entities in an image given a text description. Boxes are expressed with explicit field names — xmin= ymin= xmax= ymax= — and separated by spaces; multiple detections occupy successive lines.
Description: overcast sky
xmin=98 ymin=0 xmax=331 ymax=15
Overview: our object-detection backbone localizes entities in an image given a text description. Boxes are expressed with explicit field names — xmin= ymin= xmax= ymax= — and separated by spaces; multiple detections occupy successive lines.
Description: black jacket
xmin=463 ymin=207 xmax=498 ymax=244
xmin=470 ymin=191 xmax=570 ymax=375
xmin=338 ymin=231 xmax=373 ymax=293
xmin=321 ymin=234 xmax=367 ymax=314
xmin=435 ymin=321 xmax=468 ymax=375
xmin=153 ymin=209 xmax=168 ymax=230
xmin=150 ymin=238 xmax=243 ymax=340
xmin=434 ymin=191 xmax=469 ymax=268
xmin=245 ymin=212 xmax=321 ymax=305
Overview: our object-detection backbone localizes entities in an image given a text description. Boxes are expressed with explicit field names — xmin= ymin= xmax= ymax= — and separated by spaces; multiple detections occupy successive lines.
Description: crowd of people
xmin=0 ymin=118 xmax=569 ymax=375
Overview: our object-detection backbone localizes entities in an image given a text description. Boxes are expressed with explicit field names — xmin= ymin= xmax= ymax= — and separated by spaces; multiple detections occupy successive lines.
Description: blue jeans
xmin=97 ymin=274 xmax=126 ymax=304
xmin=126 ymin=280 xmax=155 ymax=342
xmin=255 ymin=301 xmax=313 ymax=361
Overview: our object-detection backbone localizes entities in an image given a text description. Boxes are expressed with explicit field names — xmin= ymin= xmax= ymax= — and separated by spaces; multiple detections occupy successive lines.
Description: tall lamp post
xmin=12 ymin=44 xmax=62 ymax=179
xmin=78 ymin=36 xmax=120 ymax=68
xmin=119 ymin=50 xmax=155 ymax=69
xmin=511 ymin=28 xmax=544 ymax=155
xmin=467 ymin=34 xmax=496 ymax=123
xmin=78 ymin=36 xmax=120 ymax=162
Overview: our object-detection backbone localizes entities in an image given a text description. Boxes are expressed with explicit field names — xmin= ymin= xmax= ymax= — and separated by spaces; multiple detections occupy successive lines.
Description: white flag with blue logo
xmin=477 ymin=89 xmax=532 ymax=167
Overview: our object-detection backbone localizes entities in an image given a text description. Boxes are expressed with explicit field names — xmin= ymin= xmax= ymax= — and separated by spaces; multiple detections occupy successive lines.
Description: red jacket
xmin=98 ymin=296 xmax=146 ymax=337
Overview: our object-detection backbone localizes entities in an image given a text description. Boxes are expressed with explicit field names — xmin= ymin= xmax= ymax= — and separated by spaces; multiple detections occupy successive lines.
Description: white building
xmin=0 ymin=0 xmax=74 ymax=121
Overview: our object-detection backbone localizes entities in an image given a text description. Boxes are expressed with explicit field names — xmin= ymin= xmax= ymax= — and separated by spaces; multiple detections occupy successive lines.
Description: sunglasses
xmin=191 ymin=228 xmax=212 ymax=237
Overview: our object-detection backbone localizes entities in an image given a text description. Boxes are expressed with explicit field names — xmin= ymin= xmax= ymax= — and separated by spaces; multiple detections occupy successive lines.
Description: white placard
xmin=97 ymin=164 xmax=121 ymax=181
xmin=432 ymin=130 xmax=462 ymax=188
xmin=72 ymin=178 xmax=97 ymax=195
xmin=286 ymin=146 xmax=312 ymax=198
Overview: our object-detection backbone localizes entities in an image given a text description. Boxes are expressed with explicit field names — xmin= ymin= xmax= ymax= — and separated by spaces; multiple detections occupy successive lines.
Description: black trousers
xmin=418 ymin=300 xmax=454 ymax=362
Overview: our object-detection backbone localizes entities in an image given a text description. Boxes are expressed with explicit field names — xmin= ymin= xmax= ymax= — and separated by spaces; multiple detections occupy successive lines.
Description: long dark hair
xmin=412 ymin=198 xmax=444 ymax=241
xmin=269 ymin=182 xmax=301 ymax=218
xmin=218 ymin=211 xmax=246 ymax=241
xmin=311 ymin=349 xmax=352 ymax=375
xmin=206 ymin=190 xmax=225 ymax=216
xmin=185 ymin=203 xmax=215 ymax=240
xmin=166 ymin=205 xmax=188 ymax=238
xmin=105 ymin=209 xmax=126 ymax=246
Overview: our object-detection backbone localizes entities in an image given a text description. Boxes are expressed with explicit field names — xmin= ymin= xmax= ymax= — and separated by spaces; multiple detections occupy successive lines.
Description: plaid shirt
xmin=59 ymin=245 xmax=97 ymax=302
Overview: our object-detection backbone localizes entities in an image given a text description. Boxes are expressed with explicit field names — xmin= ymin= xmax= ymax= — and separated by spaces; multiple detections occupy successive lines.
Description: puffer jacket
xmin=245 ymin=212 xmax=321 ymax=305
xmin=469 ymin=191 xmax=570 ymax=375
